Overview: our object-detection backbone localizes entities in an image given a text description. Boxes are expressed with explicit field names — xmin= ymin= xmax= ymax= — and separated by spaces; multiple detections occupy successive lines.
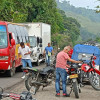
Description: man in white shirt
xmin=18 ymin=42 xmax=33 ymax=79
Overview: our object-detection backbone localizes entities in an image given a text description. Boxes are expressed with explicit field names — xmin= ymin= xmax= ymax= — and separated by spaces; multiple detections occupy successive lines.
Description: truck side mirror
xmin=11 ymin=39 xmax=15 ymax=46
xmin=37 ymin=37 xmax=39 ymax=44
xmin=39 ymin=38 xmax=42 ymax=43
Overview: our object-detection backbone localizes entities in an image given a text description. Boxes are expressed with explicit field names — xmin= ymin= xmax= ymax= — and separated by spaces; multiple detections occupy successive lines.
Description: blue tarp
xmin=72 ymin=44 xmax=100 ymax=65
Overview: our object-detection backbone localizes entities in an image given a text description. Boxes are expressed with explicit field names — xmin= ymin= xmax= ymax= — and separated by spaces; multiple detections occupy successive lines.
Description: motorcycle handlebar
xmin=79 ymin=59 xmax=86 ymax=63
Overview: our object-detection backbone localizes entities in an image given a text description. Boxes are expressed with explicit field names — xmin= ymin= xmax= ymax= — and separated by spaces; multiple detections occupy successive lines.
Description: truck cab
xmin=29 ymin=36 xmax=43 ymax=66
xmin=0 ymin=22 xmax=15 ymax=76
xmin=24 ymin=23 xmax=51 ymax=66
xmin=0 ymin=21 xmax=29 ymax=76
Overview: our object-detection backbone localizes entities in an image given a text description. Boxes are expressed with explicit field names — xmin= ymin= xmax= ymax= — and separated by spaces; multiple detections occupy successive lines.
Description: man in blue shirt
xmin=43 ymin=43 xmax=54 ymax=66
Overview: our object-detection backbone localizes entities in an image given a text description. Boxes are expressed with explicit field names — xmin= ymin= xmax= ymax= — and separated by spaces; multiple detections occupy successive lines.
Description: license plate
xmin=69 ymin=74 xmax=78 ymax=79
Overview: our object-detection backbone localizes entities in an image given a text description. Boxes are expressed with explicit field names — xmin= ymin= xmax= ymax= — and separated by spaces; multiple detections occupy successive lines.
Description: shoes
xmin=55 ymin=93 xmax=70 ymax=97
xmin=21 ymin=75 xmax=25 ymax=79
xmin=63 ymin=93 xmax=70 ymax=97
xmin=55 ymin=93 xmax=60 ymax=97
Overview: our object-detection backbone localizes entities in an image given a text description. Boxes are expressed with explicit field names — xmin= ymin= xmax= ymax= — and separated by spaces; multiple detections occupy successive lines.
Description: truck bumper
xmin=0 ymin=61 xmax=9 ymax=70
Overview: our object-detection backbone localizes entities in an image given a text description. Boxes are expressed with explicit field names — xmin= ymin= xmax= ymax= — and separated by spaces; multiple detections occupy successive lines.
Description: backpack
xmin=20 ymin=91 xmax=36 ymax=100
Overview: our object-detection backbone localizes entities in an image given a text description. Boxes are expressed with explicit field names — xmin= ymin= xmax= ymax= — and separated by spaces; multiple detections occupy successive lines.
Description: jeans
xmin=46 ymin=54 xmax=51 ymax=66
xmin=22 ymin=59 xmax=33 ymax=75
xmin=55 ymin=68 xmax=67 ymax=94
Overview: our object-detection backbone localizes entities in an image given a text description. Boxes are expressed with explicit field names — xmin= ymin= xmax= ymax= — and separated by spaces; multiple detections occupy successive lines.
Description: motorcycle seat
xmin=40 ymin=66 xmax=54 ymax=75
xmin=22 ymin=67 xmax=38 ymax=72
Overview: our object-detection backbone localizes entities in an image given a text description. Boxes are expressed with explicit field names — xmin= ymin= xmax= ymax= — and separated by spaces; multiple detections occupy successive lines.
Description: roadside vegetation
xmin=56 ymin=0 xmax=100 ymax=44
xmin=0 ymin=0 xmax=81 ymax=49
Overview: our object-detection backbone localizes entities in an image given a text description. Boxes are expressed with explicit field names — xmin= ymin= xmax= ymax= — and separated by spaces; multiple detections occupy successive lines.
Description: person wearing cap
xmin=55 ymin=46 xmax=82 ymax=97
xmin=68 ymin=46 xmax=73 ymax=58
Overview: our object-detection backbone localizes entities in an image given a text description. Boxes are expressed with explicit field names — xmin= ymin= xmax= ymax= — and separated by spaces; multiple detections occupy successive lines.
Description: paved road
xmin=0 ymin=55 xmax=55 ymax=90
xmin=0 ymin=63 xmax=46 ymax=90
xmin=1 ymin=57 xmax=100 ymax=100
xmin=3 ymin=81 xmax=100 ymax=100
xmin=1 ymin=62 xmax=100 ymax=100
xmin=0 ymin=71 xmax=23 ymax=90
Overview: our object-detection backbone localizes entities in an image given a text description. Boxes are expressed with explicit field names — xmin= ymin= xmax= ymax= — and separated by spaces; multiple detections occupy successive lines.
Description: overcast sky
xmin=59 ymin=0 xmax=99 ymax=9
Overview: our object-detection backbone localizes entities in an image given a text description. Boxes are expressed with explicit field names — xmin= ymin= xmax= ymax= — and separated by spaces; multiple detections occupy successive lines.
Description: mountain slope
xmin=56 ymin=0 xmax=100 ymax=41
xmin=65 ymin=11 xmax=100 ymax=34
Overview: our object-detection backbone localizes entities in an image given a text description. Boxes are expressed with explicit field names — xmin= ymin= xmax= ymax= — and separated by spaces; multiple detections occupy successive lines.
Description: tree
xmin=0 ymin=0 xmax=64 ymax=34
xmin=96 ymin=0 xmax=100 ymax=13
xmin=59 ymin=10 xmax=81 ymax=45
xmin=0 ymin=0 xmax=81 ymax=49
xmin=0 ymin=0 xmax=28 ymax=22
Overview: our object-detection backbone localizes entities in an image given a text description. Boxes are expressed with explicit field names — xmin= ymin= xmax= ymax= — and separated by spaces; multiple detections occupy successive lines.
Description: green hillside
xmin=56 ymin=0 xmax=100 ymax=41
xmin=65 ymin=11 xmax=100 ymax=34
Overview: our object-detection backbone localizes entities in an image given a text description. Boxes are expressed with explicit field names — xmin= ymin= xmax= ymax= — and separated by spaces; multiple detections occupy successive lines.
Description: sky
xmin=59 ymin=0 xmax=99 ymax=9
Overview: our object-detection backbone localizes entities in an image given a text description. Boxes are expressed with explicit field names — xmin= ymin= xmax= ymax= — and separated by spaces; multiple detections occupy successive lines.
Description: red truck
xmin=0 ymin=21 xmax=29 ymax=77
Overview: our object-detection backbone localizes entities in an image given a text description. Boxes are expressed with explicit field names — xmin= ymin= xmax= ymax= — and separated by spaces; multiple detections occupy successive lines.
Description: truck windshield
xmin=29 ymin=36 xmax=37 ymax=47
xmin=0 ymin=25 xmax=7 ymax=48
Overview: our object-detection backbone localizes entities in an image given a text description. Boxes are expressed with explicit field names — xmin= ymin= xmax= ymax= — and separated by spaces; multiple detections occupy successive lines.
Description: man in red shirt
xmin=55 ymin=46 xmax=81 ymax=97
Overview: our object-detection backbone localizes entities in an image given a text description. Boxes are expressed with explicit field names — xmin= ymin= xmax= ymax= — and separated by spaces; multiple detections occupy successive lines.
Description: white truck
xmin=24 ymin=23 xmax=51 ymax=66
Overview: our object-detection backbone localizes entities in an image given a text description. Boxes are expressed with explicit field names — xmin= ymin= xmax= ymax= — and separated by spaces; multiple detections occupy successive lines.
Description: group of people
xmin=18 ymin=42 xmax=81 ymax=97
xmin=18 ymin=42 xmax=54 ymax=79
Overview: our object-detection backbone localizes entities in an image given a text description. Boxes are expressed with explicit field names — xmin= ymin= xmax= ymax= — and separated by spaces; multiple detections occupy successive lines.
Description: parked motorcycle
xmin=80 ymin=54 xmax=100 ymax=91
xmin=23 ymin=66 xmax=55 ymax=95
xmin=67 ymin=63 xmax=82 ymax=99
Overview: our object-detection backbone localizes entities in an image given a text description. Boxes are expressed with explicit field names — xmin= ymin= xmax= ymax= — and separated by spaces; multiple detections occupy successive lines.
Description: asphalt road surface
xmin=3 ymin=81 xmax=100 ymax=100
xmin=0 ymin=56 xmax=55 ymax=90
xmin=1 ymin=60 xmax=100 ymax=100
xmin=0 ymin=63 xmax=46 ymax=90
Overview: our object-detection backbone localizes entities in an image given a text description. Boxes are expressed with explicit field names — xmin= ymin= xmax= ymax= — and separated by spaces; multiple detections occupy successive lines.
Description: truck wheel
xmin=16 ymin=65 xmax=23 ymax=72
xmin=36 ymin=60 xmax=40 ymax=66
xmin=7 ymin=62 xmax=16 ymax=77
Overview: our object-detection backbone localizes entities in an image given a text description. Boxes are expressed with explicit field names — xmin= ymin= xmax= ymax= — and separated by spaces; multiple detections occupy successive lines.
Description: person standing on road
xmin=18 ymin=42 xmax=33 ymax=79
xmin=43 ymin=43 xmax=54 ymax=66
xmin=55 ymin=46 xmax=81 ymax=97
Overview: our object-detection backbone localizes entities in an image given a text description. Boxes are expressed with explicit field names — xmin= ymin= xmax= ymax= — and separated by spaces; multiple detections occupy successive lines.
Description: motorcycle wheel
xmin=30 ymin=85 xmax=40 ymax=95
xmin=25 ymin=74 xmax=40 ymax=94
xmin=73 ymin=80 xmax=79 ymax=98
xmin=89 ymin=71 xmax=100 ymax=91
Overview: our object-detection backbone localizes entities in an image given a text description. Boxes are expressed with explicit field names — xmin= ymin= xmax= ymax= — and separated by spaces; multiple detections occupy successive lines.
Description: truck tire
xmin=7 ymin=62 xmax=16 ymax=77
xmin=16 ymin=65 xmax=23 ymax=72
xmin=36 ymin=60 xmax=40 ymax=66
xmin=73 ymin=80 xmax=79 ymax=98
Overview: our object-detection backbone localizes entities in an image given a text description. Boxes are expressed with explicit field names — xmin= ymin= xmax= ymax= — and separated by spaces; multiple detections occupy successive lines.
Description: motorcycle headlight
xmin=0 ymin=56 xmax=9 ymax=60
xmin=78 ymin=63 xmax=82 ymax=66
